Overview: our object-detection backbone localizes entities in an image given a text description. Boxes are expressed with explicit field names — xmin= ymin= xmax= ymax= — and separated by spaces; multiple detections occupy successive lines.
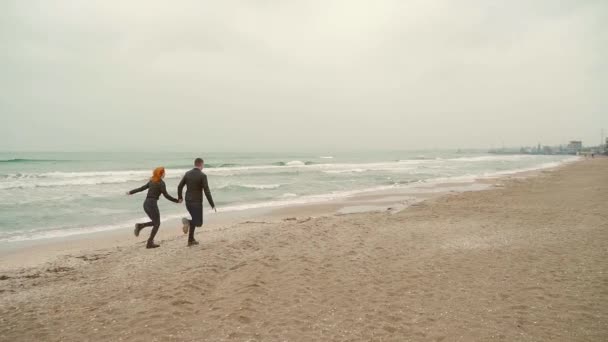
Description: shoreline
xmin=0 ymin=155 xmax=579 ymax=246
xmin=0 ymin=157 xmax=578 ymax=271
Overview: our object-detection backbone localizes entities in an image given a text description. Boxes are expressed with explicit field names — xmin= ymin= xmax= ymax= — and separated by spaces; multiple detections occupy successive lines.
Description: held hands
xmin=178 ymin=198 xmax=183 ymax=204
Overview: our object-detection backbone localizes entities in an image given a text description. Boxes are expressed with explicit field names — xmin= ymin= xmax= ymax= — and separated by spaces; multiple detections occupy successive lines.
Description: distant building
xmin=567 ymin=141 xmax=582 ymax=154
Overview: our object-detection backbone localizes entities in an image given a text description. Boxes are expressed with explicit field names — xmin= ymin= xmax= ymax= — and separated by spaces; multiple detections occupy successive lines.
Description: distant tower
xmin=567 ymin=141 xmax=583 ymax=154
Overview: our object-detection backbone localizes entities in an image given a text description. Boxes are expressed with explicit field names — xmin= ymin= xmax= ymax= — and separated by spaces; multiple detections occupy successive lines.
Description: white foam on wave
xmin=479 ymin=157 xmax=579 ymax=177
xmin=322 ymin=162 xmax=417 ymax=174
xmin=324 ymin=168 xmax=367 ymax=174
xmin=0 ymin=154 xmax=577 ymax=190
xmin=448 ymin=155 xmax=537 ymax=162
xmin=0 ymin=169 xmax=187 ymax=190
xmin=0 ymin=217 xmax=150 ymax=243
xmin=419 ymin=156 xmax=580 ymax=185
xmin=0 ymin=160 xmax=420 ymax=188
xmin=6 ymin=154 xmax=580 ymax=192
xmin=243 ymin=184 xmax=282 ymax=190
xmin=0 ymin=177 xmax=143 ymax=190
xmin=217 ymin=183 xmax=282 ymax=190
xmin=286 ymin=160 xmax=305 ymax=166
xmin=1 ymin=163 xmax=307 ymax=189
xmin=397 ymin=159 xmax=440 ymax=164
xmin=199 ymin=184 xmax=401 ymax=213
xmin=0 ymin=184 xmax=400 ymax=243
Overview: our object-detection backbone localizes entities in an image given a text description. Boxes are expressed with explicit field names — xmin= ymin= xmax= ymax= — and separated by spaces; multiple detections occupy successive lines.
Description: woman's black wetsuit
xmin=129 ymin=180 xmax=178 ymax=247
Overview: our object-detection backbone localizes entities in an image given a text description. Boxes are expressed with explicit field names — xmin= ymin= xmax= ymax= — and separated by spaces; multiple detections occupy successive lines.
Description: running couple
xmin=126 ymin=158 xmax=216 ymax=248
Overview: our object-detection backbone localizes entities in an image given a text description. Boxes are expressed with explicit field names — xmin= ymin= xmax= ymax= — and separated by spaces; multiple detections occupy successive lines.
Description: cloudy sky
xmin=1 ymin=1 xmax=606 ymax=152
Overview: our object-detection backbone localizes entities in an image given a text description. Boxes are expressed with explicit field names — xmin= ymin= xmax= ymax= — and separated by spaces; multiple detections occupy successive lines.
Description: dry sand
xmin=0 ymin=158 xmax=607 ymax=341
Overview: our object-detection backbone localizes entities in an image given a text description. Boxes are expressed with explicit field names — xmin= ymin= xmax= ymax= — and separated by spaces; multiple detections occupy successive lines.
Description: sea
xmin=0 ymin=151 xmax=577 ymax=245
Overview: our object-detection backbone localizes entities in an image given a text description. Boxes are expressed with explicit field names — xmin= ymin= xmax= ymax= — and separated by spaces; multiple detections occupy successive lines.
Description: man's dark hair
xmin=194 ymin=158 xmax=204 ymax=167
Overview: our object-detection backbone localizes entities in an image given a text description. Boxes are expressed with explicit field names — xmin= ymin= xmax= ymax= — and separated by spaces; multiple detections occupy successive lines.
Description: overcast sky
xmin=1 ymin=1 xmax=606 ymax=152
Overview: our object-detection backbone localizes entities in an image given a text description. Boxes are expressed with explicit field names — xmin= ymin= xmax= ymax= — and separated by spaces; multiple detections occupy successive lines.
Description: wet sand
xmin=0 ymin=158 xmax=606 ymax=341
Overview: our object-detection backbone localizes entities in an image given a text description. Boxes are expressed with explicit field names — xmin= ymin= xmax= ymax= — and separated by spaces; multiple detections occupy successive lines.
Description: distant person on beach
xmin=178 ymin=158 xmax=216 ymax=247
xmin=126 ymin=167 xmax=179 ymax=248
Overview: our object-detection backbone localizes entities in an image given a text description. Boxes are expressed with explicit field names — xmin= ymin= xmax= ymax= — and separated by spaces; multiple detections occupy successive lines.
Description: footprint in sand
xmin=510 ymin=305 xmax=529 ymax=310
xmin=171 ymin=299 xmax=194 ymax=306
xmin=46 ymin=266 xmax=73 ymax=273
xmin=237 ymin=315 xmax=251 ymax=324
xmin=380 ymin=325 xmax=396 ymax=333
xmin=230 ymin=261 xmax=248 ymax=271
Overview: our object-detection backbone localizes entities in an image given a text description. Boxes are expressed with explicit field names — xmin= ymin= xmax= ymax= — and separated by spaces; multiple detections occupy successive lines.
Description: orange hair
xmin=150 ymin=167 xmax=165 ymax=183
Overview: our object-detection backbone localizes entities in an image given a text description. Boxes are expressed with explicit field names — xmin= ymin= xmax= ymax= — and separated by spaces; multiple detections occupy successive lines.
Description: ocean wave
xmin=477 ymin=157 xmax=579 ymax=177
xmin=0 ymin=156 xmax=578 ymax=189
xmin=0 ymin=158 xmax=476 ymax=189
xmin=322 ymin=163 xmax=416 ymax=174
xmin=286 ymin=160 xmax=305 ymax=166
xmin=0 ymin=219 xmax=150 ymax=243
xmin=0 ymin=164 xmax=295 ymax=188
xmin=241 ymin=184 xmax=282 ymax=190
xmin=418 ymin=157 xmax=580 ymax=184
xmin=448 ymin=155 xmax=537 ymax=162
xmin=323 ymin=168 xmax=367 ymax=174
xmin=0 ymin=168 xmax=191 ymax=189
xmin=272 ymin=160 xmax=315 ymax=166
xmin=211 ymin=163 xmax=240 ymax=168
xmin=0 ymin=158 xmax=72 ymax=163
xmin=404 ymin=156 xmax=440 ymax=161
xmin=0 ymin=178 xmax=139 ymax=190
xmin=217 ymin=183 xmax=282 ymax=190
xmin=0 ymin=185 xmax=398 ymax=243
xmin=396 ymin=159 xmax=439 ymax=164
xmin=0 ymin=161 xmax=359 ymax=183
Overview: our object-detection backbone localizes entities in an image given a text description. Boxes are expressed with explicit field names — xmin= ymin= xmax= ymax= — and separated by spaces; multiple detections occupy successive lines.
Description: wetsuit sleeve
xmin=129 ymin=182 xmax=150 ymax=195
xmin=161 ymin=181 xmax=179 ymax=203
xmin=177 ymin=175 xmax=186 ymax=200
xmin=202 ymin=174 xmax=215 ymax=208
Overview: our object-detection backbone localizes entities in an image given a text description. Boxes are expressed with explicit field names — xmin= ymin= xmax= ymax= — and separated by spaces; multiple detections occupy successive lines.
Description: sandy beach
xmin=1 ymin=158 xmax=606 ymax=341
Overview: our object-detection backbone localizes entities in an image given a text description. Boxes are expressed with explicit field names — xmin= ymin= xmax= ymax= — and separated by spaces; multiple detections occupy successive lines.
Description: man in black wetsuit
xmin=178 ymin=158 xmax=216 ymax=246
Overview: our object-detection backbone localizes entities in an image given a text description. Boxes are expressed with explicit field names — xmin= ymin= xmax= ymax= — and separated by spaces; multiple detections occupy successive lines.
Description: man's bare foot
xmin=181 ymin=218 xmax=190 ymax=235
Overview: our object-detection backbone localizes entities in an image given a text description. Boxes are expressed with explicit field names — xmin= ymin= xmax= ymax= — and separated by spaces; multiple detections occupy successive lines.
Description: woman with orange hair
xmin=127 ymin=167 xmax=179 ymax=248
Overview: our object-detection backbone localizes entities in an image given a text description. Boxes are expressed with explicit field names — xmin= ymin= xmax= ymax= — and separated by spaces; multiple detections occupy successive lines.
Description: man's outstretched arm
xmin=202 ymin=174 xmax=215 ymax=209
